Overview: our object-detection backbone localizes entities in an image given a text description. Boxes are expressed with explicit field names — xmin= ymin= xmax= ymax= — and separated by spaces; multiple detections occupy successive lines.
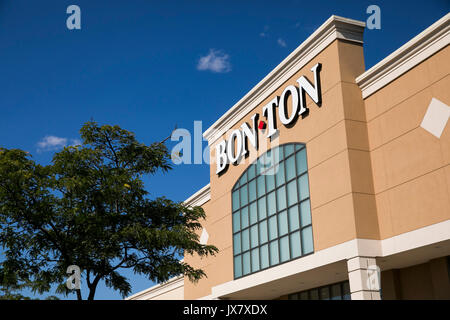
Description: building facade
xmin=128 ymin=13 xmax=450 ymax=300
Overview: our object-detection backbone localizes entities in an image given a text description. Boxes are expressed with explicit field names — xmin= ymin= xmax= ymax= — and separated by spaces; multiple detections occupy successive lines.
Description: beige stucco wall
xmin=365 ymin=46 xmax=450 ymax=240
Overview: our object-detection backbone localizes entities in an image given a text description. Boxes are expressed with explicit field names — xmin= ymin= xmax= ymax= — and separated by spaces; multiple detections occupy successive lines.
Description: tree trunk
xmin=76 ymin=289 xmax=82 ymax=300
xmin=87 ymin=288 xmax=96 ymax=300
xmin=87 ymin=276 xmax=101 ymax=300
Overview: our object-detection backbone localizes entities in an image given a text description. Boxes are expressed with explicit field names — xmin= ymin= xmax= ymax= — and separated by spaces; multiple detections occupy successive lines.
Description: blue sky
xmin=0 ymin=0 xmax=448 ymax=300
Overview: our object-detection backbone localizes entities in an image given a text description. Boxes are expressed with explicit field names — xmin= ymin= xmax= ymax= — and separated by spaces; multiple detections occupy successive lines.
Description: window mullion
xmin=232 ymin=143 xmax=312 ymax=279
xmin=282 ymin=147 xmax=291 ymax=261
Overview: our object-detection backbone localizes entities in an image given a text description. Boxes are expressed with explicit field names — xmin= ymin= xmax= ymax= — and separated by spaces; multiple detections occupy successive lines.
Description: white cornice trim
xmin=203 ymin=15 xmax=365 ymax=146
xmin=125 ymin=275 xmax=184 ymax=300
xmin=380 ymin=219 xmax=450 ymax=257
xmin=356 ymin=12 xmax=450 ymax=99
xmin=184 ymin=183 xmax=211 ymax=207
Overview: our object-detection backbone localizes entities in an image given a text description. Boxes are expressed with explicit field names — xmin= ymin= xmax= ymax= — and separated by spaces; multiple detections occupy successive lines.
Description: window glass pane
xmin=257 ymin=175 xmax=265 ymax=197
xmin=257 ymin=197 xmax=267 ymax=220
xmin=275 ymin=162 xmax=285 ymax=187
xmin=299 ymin=292 xmax=309 ymax=300
xmin=249 ymin=202 xmax=257 ymax=225
xmin=284 ymin=144 xmax=295 ymax=157
xmin=310 ymin=289 xmax=319 ymax=300
xmin=280 ymin=236 xmax=290 ymax=262
xmin=268 ymin=215 xmax=278 ymax=241
xmin=269 ymin=240 xmax=279 ymax=266
xmin=342 ymin=282 xmax=351 ymax=300
xmin=232 ymin=143 xmax=314 ymax=278
xmin=302 ymin=226 xmax=313 ymax=254
xmin=250 ymin=225 xmax=258 ymax=248
xmin=278 ymin=210 xmax=288 ymax=236
xmin=267 ymin=191 xmax=276 ymax=216
xmin=249 ymin=180 xmax=256 ymax=202
xmin=290 ymin=231 xmax=301 ymax=258
xmin=234 ymin=255 xmax=242 ymax=278
xmin=242 ymin=252 xmax=251 ymax=275
xmin=296 ymin=149 xmax=307 ymax=175
xmin=260 ymin=244 xmax=269 ymax=269
xmin=251 ymin=248 xmax=260 ymax=272
xmin=259 ymin=220 xmax=268 ymax=244
xmin=320 ymin=287 xmax=330 ymax=300
xmin=256 ymin=158 xmax=263 ymax=176
xmin=287 ymin=282 xmax=349 ymax=302
xmin=264 ymin=149 xmax=272 ymax=167
xmin=233 ymin=233 xmax=241 ymax=255
xmin=276 ymin=186 xmax=287 ymax=211
xmin=239 ymin=171 xmax=247 ymax=186
xmin=285 ymin=155 xmax=296 ymax=181
xmin=266 ymin=171 xmax=275 ymax=192
xmin=247 ymin=164 xmax=256 ymax=181
xmin=331 ymin=284 xmax=342 ymax=300
xmin=232 ymin=211 xmax=240 ymax=232
xmin=269 ymin=147 xmax=281 ymax=164
xmin=288 ymin=205 xmax=300 ymax=231
xmin=241 ymin=206 xmax=249 ymax=229
xmin=242 ymin=229 xmax=250 ymax=252
xmin=300 ymin=200 xmax=311 ymax=227
xmin=240 ymin=185 xmax=248 ymax=206
xmin=232 ymin=191 xmax=239 ymax=211
xmin=287 ymin=180 xmax=297 ymax=207
xmin=298 ymin=174 xmax=309 ymax=201
xmin=274 ymin=147 xmax=282 ymax=163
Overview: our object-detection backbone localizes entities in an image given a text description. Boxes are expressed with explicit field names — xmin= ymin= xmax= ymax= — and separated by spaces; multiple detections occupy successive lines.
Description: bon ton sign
xmin=215 ymin=63 xmax=323 ymax=175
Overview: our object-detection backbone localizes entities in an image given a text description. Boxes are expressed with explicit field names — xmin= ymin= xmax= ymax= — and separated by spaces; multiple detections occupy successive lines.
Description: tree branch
xmin=103 ymin=132 xmax=120 ymax=168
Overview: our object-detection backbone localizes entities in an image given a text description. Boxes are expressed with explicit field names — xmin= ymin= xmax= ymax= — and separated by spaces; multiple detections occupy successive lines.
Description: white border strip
xmin=356 ymin=12 xmax=450 ymax=99
xmin=184 ymin=183 xmax=211 ymax=207
xmin=126 ymin=275 xmax=184 ymax=300
xmin=381 ymin=219 xmax=450 ymax=256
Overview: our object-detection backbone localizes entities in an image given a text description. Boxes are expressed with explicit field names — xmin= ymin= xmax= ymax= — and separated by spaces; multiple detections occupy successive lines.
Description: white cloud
xmin=259 ymin=25 xmax=270 ymax=38
xmin=37 ymin=136 xmax=81 ymax=152
xmin=197 ymin=49 xmax=231 ymax=73
xmin=277 ymin=38 xmax=287 ymax=47
xmin=70 ymin=138 xmax=82 ymax=146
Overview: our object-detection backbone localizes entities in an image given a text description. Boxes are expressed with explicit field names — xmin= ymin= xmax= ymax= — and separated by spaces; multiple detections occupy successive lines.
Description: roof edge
xmin=356 ymin=12 xmax=450 ymax=99
xmin=125 ymin=275 xmax=184 ymax=300
xmin=183 ymin=183 xmax=211 ymax=207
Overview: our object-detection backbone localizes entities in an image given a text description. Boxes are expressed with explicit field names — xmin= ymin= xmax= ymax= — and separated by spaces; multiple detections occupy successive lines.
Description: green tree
xmin=0 ymin=121 xmax=217 ymax=300
xmin=0 ymin=267 xmax=31 ymax=300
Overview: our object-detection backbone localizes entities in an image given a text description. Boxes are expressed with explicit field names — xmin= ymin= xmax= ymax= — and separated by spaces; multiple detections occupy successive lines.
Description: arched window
xmin=232 ymin=143 xmax=314 ymax=279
